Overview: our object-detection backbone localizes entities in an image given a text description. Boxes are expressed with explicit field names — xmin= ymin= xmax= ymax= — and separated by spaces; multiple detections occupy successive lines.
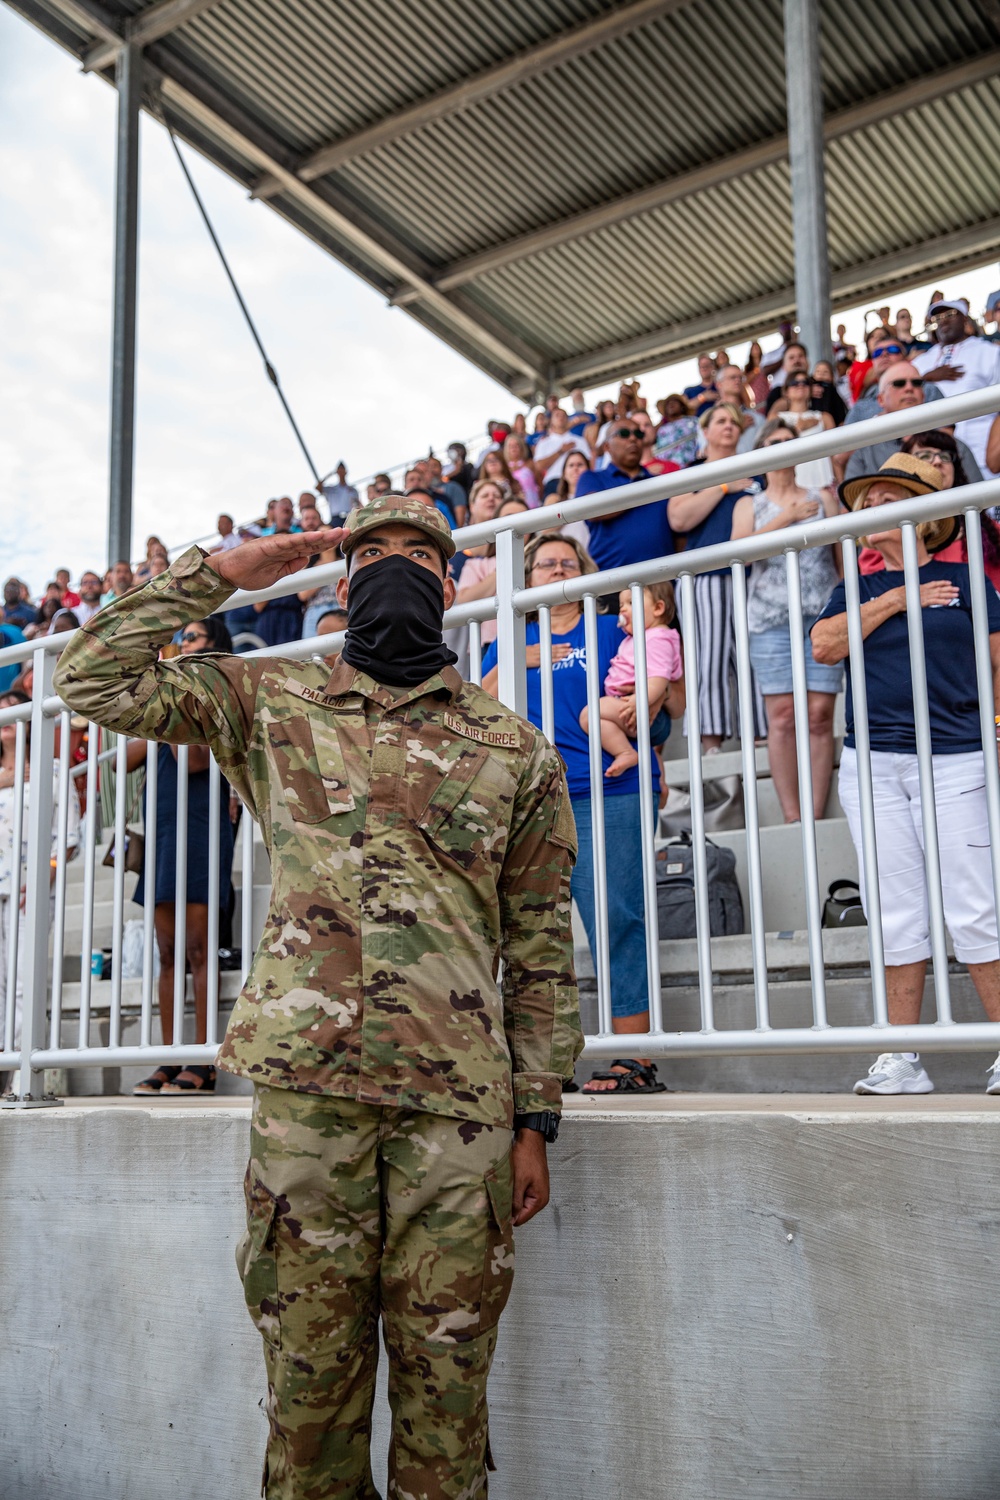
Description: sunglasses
xmin=887 ymin=377 xmax=924 ymax=389
xmin=612 ymin=427 xmax=645 ymax=440
xmin=786 ymin=378 xmax=811 ymax=387
xmin=873 ymin=344 xmax=904 ymax=356
xmin=180 ymin=631 xmax=208 ymax=644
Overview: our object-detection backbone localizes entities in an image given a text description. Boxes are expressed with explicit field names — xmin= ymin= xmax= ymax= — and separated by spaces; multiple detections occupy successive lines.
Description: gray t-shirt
xmin=747 ymin=488 xmax=840 ymax=632
xmin=844 ymin=435 xmax=982 ymax=483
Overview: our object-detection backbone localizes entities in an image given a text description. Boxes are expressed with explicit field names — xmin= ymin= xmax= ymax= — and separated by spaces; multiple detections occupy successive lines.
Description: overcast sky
xmin=3 ymin=8 xmax=999 ymax=592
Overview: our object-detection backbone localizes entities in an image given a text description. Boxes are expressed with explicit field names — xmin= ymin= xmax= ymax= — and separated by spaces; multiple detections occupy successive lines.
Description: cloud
xmin=0 ymin=11 xmax=509 ymax=586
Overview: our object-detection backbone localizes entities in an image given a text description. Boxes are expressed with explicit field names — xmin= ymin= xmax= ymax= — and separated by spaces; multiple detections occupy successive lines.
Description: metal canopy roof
xmin=10 ymin=0 xmax=1000 ymax=398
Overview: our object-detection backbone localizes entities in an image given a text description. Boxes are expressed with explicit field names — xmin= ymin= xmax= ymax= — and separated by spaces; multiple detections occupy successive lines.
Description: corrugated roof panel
xmin=11 ymin=0 xmax=1000 ymax=393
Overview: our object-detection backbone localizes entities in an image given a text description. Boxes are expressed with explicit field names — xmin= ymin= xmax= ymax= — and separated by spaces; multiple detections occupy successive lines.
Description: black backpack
xmin=655 ymin=831 xmax=744 ymax=939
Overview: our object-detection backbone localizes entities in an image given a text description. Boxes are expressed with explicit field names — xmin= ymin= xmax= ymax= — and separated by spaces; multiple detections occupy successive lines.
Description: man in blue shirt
xmin=574 ymin=423 xmax=677 ymax=574
xmin=259 ymin=496 xmax=303 ymax=536
xmin=683 ymin=353 xmax=719 ymax=416
xmin=2 ymin=579 xmax=37 ymax=631
xmin=567 ymin=387 xmax=595 ymax=436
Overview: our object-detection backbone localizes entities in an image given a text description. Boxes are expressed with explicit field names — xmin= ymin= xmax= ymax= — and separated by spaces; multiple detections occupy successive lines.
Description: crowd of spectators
xmin=5 ymin=290 xmax=1000 ymax=1096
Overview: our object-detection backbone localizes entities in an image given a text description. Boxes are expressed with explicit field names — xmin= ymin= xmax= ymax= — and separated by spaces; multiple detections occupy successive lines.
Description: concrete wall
xmin=2 ymin=1099 xmax=1000 ymax=1499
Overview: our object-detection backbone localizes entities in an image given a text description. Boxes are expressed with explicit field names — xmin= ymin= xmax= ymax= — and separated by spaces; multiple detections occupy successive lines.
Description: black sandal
xmin=581 ymin=1058 xmax=668 ymax=1095
xmin=160 ymin=1065 xmax=217 ymax=1094
xmin=132 ymin=1065 xmax=181 ymax=1096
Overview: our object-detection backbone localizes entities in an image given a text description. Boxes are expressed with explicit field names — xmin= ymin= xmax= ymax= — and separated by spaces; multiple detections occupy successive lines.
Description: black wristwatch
xmin=512 ymin=1111 xmax=559 ymax=1143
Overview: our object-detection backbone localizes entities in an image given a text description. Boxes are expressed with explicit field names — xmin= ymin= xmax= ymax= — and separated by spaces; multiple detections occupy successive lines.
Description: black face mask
xmin=341 ymin=553 xmax=457 ymax=688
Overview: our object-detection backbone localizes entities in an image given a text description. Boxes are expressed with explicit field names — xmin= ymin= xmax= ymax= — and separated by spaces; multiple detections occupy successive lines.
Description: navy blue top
xmin=482 ymin=614 xmax=659 ymax=801
xmin=674 ymin=461 xmax=759 ymax=576
xmin=134 ymin=744 xmax=234 ymax=908
xmin=575 ymin=464 xmax=675 ymax=574
xmin=814 ymin=561 xmax=1000 ymax=753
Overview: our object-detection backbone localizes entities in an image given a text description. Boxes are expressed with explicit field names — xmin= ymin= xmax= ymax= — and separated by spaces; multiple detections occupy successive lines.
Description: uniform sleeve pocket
xmin=236 ymin=1175 xmax=282 ymax=1351
xmin=480 ymin=1154 xmax=515 ymax=1333
xmin=268 ymin=715 xmax=355 ymax=822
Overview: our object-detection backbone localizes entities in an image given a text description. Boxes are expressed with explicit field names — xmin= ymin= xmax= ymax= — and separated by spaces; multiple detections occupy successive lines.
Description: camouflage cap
xmin=342 ymin=493 xmax=456 ymax=560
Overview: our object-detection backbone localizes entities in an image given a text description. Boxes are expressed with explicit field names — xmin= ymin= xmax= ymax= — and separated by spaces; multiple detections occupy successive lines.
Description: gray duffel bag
xmin=655 ymin=831 xmax=744 ymax=939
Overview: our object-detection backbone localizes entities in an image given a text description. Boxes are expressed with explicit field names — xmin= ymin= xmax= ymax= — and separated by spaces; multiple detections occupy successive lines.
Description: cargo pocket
xmin=480 ymin=1153 xmax=515 ymax=1333
xmin=236 ymin=1174 xmax=281 ymax=1351
xmin=268 ymin=714 xmax=355 ymax=823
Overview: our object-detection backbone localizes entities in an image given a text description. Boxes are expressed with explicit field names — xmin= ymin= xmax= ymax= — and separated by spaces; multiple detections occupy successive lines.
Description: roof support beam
xmin=426 ymin=47 xmax=1000 ymax=292
xmin=553 ymin=217 xmax=1000 ymax=387
xmin=784 ymin=0 xmax=832 ymax=367
xmin=252 ymin=0 xmax=684 ymax=200
xmin=82 ymin=0 xmax=228 ymax=73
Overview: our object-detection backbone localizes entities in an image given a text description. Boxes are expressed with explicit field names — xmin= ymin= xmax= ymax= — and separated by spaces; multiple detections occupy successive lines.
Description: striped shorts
xmin=681 ymin=571 xmax=767 ymax=740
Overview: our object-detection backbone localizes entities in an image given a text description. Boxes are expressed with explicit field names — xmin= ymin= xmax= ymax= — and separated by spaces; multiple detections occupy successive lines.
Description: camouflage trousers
xmin=237 ymin=1085 xmax=515 ymax=1500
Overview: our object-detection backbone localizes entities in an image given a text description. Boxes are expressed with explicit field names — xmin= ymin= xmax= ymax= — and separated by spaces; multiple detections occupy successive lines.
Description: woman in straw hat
xmin=811 ymin=453 xmax=1000 ymax=1096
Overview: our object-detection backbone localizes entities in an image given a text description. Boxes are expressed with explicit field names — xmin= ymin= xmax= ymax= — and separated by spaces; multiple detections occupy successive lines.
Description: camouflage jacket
xmin=54 ymin=547 xmax=583 ymax=1125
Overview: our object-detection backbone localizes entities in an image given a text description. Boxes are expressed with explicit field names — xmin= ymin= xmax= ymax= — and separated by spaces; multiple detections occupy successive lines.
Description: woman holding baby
xmin=481 ymin=532 xmax=683 ymax=1095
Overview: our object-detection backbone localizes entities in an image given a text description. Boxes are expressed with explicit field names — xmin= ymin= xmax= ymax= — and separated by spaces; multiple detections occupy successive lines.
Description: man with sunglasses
xmin=574 ymin=419 xmax=676 ymax=574
xmin=913 ymin=298 xmax=1000 ymax=476
xmin=845 ymin=337 xmax=944 ymax=427
xmin=844 ymin=360 xmax=982 ymax=484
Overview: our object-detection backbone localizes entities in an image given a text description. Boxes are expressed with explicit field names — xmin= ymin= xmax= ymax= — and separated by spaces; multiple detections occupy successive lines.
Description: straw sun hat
xmin=837 ymin=451 xmax=959 ymax=554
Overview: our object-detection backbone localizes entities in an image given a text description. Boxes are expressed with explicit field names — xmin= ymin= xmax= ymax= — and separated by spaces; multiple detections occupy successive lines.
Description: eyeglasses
xmin=887 ymin=377 xmax=924 ymax=389
xmin=910 ymin=448 xmax=952 ymax=465
xmin=873 ymin=344 xmax=904 ymax=357
xmin=611 ymin=427 xmax=645 ymax=440
xmin=532 ymin=559 xmax=582 ymax=575
xmin=180 ymin=631 xmax=208 ymax=644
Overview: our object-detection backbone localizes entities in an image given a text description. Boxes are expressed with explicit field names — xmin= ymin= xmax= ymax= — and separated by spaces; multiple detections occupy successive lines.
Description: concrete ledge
xmin=3 ymin=1101 xmax=999 ymax=1498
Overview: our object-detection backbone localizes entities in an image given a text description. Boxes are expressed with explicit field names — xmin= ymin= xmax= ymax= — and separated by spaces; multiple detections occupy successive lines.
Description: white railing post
xmin=495 ymin=527 xmax=527 ymax=715
xmin=8 ymin=650 xmax=61 ymax=1106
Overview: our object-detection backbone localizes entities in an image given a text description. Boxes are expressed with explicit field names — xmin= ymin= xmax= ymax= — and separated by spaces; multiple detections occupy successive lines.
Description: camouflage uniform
xmin=54 ymin=503 xmax=582 ymax=1499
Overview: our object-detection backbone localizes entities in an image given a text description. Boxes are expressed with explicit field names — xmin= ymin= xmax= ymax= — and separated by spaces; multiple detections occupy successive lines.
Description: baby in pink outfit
xmin=580 ymin=581 xmax=683 ymax=777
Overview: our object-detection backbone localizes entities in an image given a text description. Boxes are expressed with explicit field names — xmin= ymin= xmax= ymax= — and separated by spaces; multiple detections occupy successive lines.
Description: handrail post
xmin=495 ymin=527 xmax=527 ymax=715
xmin=5 ymin=650 xmax=62 ymax=1107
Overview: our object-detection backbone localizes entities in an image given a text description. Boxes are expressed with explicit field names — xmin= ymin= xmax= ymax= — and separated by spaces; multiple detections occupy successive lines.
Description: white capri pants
xmin=839 ymin=748 xmax=999 ymax=966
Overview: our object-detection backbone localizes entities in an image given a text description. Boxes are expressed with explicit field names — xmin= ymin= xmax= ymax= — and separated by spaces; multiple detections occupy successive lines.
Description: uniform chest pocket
xmin=268 ymin=715 xmax=355 ymax=823
xmin=419 ymin=747 xmax=516 ymax=871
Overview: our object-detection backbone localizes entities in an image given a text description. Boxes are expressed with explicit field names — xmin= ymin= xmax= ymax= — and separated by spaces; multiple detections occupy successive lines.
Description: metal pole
xmin=107 ymin=41 xmax=142 ymax=569
xmin=494 ymin=528 xmax=527 ymax=715
xmin=783 ymin=0 xmax=832 ymax=366
xmin=11 ymin=652 xmax=60 ymax=1105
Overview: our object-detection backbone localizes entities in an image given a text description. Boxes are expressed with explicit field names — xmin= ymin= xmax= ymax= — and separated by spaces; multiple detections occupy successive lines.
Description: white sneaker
xmin=853 ymin=1053 xmax=934 ymax=1095
xmin=985 ymin=1054 xmax=1000 ymax=1095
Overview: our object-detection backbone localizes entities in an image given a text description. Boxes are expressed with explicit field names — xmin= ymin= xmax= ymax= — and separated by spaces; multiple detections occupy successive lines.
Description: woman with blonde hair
xmin=668 ymin=402 xmax=767 ymax=749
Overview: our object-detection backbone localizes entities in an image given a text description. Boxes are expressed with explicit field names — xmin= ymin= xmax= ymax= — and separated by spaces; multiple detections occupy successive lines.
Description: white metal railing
xmin=3 ymin=385 xmax=1000 ymax=1102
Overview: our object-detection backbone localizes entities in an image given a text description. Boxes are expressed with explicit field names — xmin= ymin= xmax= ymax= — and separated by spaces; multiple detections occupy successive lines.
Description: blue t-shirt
xmin=0 ymin=623 xmax=26 ymax=694
xmin=568 ymin=410 xmax=595 ymax=435
xmin=481 ymin=615 xmax=659 ymax=801
xmin=674 ymin=461 xmax=759 ymax=576
xmin=574 ymin=464 xmax=675 ymax=574
xmin=814 ymin=561 xmax=1000 ymax=753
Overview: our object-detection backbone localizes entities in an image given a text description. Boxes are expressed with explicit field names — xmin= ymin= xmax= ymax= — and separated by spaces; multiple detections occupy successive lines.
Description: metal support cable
xmin=165 ymin=123 xmax=323 ymax=486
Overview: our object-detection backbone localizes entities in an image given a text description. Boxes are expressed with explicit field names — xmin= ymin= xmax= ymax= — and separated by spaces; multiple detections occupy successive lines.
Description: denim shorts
xmin=650 ymin=707 xmax=671 ymax=746
xmin=748 ymin=616 xmax=843 ymax=697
